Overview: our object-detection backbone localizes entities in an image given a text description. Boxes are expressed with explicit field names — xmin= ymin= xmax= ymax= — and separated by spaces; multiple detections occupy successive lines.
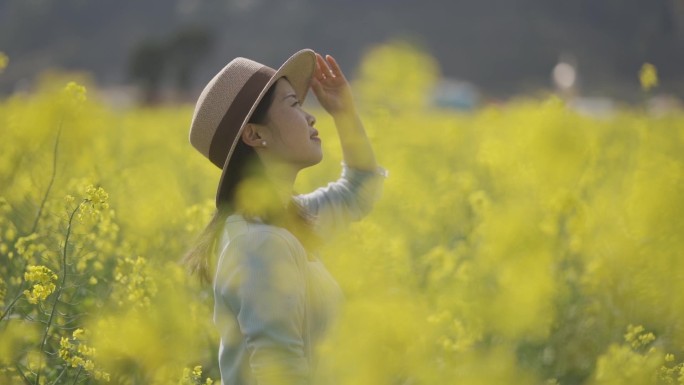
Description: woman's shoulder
xmin=220 ymin=214 xmax=305 ymax=257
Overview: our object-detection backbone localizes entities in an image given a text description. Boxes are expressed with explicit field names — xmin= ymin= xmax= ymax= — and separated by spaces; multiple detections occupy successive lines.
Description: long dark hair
xmin=182 ymin=83 xmax=320 ymax=284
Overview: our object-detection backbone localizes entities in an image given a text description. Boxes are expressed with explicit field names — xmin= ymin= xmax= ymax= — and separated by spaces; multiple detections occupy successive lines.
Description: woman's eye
xmin=292 ymin=100 xmax=300 ymax=107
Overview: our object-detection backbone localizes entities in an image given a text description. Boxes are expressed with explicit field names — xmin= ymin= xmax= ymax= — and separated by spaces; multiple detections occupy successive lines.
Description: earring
xmin=261 ymin=140 xmax=267 ymax=146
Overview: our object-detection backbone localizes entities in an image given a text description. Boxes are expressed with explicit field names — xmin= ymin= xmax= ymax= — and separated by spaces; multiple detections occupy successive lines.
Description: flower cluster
xmin=183 ymin=201 xmax=215 ymax=235
xmin=594 ymin=325 xmax=684 ymax=385
xmin=112 ymin=256 xmax=158 ymax=308
xmin=659 ymin=353 xmax=684 ymax=384
xmin=624 ymin=324 xmax=656 ymax=351
xmin=14 ymin=233 xmax=44 ymax=262
xmin=22 ymin=265 xmax=58 ymax=304
xmin=85 ymin=185 xmax=108 ymax=209
xmin=77 ymin=185 xmax=110 ymax=223
xmin=59 ymin=328 xmax=110 ymax=382
xmin=178 ymin=365 xmax=213 ymax=385
xmin=63 ymin=81 xmax=87 ymax=103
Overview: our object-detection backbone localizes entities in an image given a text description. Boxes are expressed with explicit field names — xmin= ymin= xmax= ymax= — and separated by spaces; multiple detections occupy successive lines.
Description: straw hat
xmin=189 ymin=49 xmax=316 ymax=206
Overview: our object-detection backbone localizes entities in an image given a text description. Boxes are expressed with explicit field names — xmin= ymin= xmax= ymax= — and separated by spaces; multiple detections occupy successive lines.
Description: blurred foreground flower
xmin=639 ymin=63 xmax=658 ymax=91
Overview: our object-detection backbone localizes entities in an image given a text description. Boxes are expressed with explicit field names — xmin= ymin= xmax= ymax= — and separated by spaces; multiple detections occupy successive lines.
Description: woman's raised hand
xmin=311 ymin=52 xmax=356 ymax=117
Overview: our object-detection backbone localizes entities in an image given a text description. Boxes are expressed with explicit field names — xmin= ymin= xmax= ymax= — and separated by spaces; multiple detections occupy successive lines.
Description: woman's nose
xmin=307 ymin=112 xmax=316 ymax=126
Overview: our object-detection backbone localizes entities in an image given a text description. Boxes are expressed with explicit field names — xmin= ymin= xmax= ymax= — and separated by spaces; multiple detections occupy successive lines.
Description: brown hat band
xmin=208 ymin=66 xmax=277 ymax=168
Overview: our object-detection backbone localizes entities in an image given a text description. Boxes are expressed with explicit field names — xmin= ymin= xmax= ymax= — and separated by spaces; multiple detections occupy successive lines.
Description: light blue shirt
xmin=213 ymin=165 xmax=386 ymax=385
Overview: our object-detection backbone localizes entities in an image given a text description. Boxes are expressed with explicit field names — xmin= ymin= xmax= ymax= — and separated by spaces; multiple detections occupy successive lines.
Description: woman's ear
xmin=241 ymin=123 xmax=264 ymax=148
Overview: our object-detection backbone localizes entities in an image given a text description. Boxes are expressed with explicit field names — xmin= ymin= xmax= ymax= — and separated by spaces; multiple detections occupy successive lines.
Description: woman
xmin=184 ymin=49 xmax=386 ymax=385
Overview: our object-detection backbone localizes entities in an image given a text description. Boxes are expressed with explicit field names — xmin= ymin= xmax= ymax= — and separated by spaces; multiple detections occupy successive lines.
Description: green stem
xmin=35 ymin=202 xmax=82 ymax=385
xmin=4 ymin=118 xmax=64 ymax=326
xmin=49 ymin=366 xmax=68 ymax=385
xmin=31 ymin=118 xmax=64 ymax=235
xmin=70 ymin=366 xmax=83 ymax=385
xmin=15 ymin=364 xmax=32 ymax=385
xmin=0 ymin=282 xmax=25 ymax=322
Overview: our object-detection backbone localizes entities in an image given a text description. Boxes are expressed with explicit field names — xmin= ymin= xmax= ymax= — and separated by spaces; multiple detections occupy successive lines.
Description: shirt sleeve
xmin=296 ymin=164 xmax=388 ymax=238
xmin=215 ymin=230 xmax=310 ymax=385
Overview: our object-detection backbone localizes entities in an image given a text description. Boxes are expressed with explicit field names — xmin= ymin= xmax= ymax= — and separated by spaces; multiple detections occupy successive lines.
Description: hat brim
xmin=215 ymin=49 xmax=316 ymax=207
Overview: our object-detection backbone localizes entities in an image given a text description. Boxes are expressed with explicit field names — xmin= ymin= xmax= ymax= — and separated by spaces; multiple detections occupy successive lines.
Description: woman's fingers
xmin=315 ymin=53 xmax=332 ymax=79
xmin=314 ymin=55 xmax=327 ymax=82
xmin=314 ymin=54 xmax=325 ymax=80
xmin=325 ymin=55 xmax=345 ymax=79
xmin=311 ymin=53 xmax=354 ymax=114
xmin=314 ymin=52 xmax=349 ymax=95
xmin=317 ymin=52 xmax=345 ymax=83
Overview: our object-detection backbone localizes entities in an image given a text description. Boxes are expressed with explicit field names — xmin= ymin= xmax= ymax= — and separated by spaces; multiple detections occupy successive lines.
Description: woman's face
xmin=259 ymin=78 xmax=322 ymax=169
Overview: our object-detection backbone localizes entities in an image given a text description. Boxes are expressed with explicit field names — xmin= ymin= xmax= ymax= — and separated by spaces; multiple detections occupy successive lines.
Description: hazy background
xmin=1 ymin=0 xmax=683 ymax=103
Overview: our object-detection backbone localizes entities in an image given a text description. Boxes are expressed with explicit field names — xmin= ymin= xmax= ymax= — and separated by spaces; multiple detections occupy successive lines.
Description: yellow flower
xmin=63 ymin=81 xmax=87 ymax=103
xmin=23 ymin=265 xmax=58 ymax=304
xmin=0 ymin=52 xmax=8 ymax=73
xmin=72 ymin=328 xmax=85 ymax=339
xmin=5 ymin=227 xmax=16 ymax=242
xmin=624 ymin=324 xmax=657 ymax=350
xmin=177 ymin=365 xmax=213 ymax=385
xmin=192 ymin=366 xmax=202 ymax=377
xmin=59 ymin=328 xmax=110 ymax=382
xmin=112 ymin=255 xmax=157 ymax=308
xmin=15 ymin=233 xmax=41 ymax=260
xmin=94 ymin=370 xmax=110 ymax=381
xmin=76 ymin=185 xmax=111 ymax=223
xmin=85 ymin=185 xmax=109 ymax=207
xmin=24 ymin=265 xmax=57 ymax=283
xmin=639 ymin=63 xmax=658 ymax=91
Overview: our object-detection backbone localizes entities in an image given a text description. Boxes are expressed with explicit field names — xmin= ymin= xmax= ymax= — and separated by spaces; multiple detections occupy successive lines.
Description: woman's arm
xmin=298 ymin=53 xmax=386 ymax=238
xmin=311 ymin=53 xmax=377 ymax=172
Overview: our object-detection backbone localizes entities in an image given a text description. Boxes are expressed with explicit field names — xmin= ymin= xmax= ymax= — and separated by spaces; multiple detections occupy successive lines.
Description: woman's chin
xmin=311 ymin=154 xmax=323 ymax=167
xmin=304 ymin=152 xmax=323 ymax=169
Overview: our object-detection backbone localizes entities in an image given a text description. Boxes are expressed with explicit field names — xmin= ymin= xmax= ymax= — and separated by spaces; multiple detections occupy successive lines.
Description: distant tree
xmin=167 ymin=26 xmax=215 ymax=96
xmin=128 ymin=40 xmax=167 ymax=105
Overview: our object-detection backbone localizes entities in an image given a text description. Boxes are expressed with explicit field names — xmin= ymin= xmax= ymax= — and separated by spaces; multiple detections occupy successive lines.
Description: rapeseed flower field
xmin=1 ymin=44 xmax=683 ymax=385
